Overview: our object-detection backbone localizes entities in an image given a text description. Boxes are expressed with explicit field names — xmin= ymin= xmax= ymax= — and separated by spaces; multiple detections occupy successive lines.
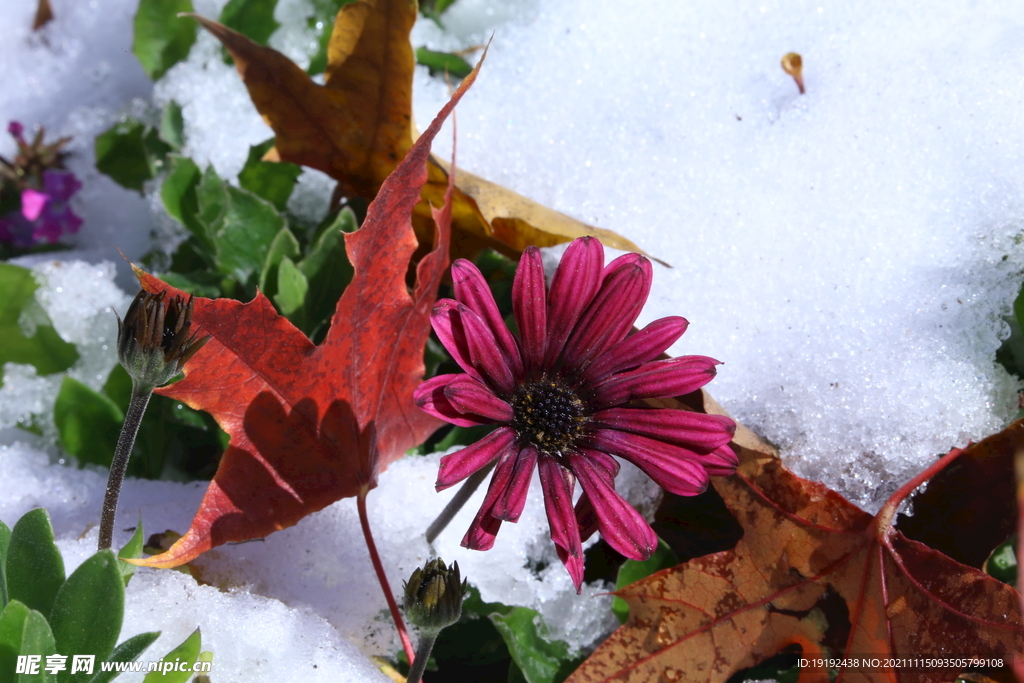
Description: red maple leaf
xmin=131 ymin=61 xmax=482 ymax=570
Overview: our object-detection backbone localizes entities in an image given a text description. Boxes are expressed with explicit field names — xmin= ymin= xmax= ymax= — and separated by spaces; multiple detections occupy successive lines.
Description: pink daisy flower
xmin=414 ymin=237 xmax=738 ymax=591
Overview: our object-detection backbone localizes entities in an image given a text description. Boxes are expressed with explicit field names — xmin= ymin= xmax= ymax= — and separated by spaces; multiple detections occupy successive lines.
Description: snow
xmin=2 ymin=0 xmax=1024 ymax=678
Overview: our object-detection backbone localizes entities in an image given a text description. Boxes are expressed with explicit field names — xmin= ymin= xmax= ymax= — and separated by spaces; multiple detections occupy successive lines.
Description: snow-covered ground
xmin=3 ymin=0 xmax=1024 ymax=679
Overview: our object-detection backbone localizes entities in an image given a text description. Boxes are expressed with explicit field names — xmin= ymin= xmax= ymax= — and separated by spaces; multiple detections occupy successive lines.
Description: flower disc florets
xmin=414 ymin=236 xmax=738 ymax=592
xmin=117 ymin=290 xmax=209 ymax=390
xmin=509 ymin=380 xmax=588 ymax=455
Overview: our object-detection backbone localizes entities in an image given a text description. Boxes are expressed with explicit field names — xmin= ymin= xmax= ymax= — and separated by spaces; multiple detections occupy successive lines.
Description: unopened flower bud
xmin=117 ymin=290 xmax=209 ymax=390
xmin=403 ymin=558 xmax=465 ymax=634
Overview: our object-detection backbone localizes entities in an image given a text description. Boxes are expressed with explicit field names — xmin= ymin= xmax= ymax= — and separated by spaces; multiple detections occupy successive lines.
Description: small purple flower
xmin=30 ymin=169 xmax=82 ymax=244
xmin=8 ymin=121 xmax=24 ymax=141
xmin=414 ymin=237 xmax=738 ymax=591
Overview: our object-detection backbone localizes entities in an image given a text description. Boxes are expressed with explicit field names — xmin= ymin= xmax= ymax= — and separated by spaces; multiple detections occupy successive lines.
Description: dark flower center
xmin=510 ymin=380 xmax=588 ymax=455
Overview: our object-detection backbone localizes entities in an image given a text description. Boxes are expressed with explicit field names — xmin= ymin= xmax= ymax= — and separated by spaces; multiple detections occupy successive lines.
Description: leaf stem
xmin=874 ymin=445 xmax=965 ymax=537
xmin=357 ymin=488 xmax=415 ymax=665
xmin=405 ymin=631 xmax=438 ymax=683
xmin=425 ymin=461 xmax=495 ymax=544
xmin=99 ymin=381 xmax=153 ymax=550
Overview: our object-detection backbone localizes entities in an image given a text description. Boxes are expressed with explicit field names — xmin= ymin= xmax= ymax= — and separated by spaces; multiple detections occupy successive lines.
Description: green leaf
xmin=18 ymin=609 xmax=57 ymax=683
xmin=297 ymin=208 xmax=356 ymax=338
xmin=53 ymin=377 xmax=124 ymax=468
xmin=50 ymin=550 xmax=124 ymax=683
xmin=94 ymin=119 xmax=170 ymax=192
xmin=195 ymin=167 xmax=286 ymax=286
xmin=259 ymin=227 xmax=301 ymax=297
xmin=133 ymin=0 xmax=198 ymax=80
xmin=160 ymin=156 xmax=205 ymax=242
xmin=0 ymin=264 xmax=79 ymax=387
xmin=0 ymin=520 xmax=11 ymax=607
xmin=238 ymin=139 xmax=302 ymax=212
xmin=0 ymin=600 xmax=29 ymax=678
xmin=142 ymin=628 xmax=200 ymax=683
xmin=159 ymin=101 xmax=185 ymax=151
xmin=489 ymin=608 xmax=581 ymax=683
xmin=416 ymin=47 xmax=472 ymax=78
xmin=220 ymin=0 xmax=279 ymax=51
xmin=117 ymin=518 xmax=145 ymax=587
xmin=6 ymin=510 xmax=65 ymax=617
xmin=274 ymin=257 xmax=309 ymax=322
xmin=611 ymin=538 xmax=678 ymax=623
xmin=86 ymin=631 xmax=160 ymax=683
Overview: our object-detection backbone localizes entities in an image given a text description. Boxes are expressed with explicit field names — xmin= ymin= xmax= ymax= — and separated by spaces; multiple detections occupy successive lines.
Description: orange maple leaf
xmin=571 ymin=401 xmax=1024 ymax=683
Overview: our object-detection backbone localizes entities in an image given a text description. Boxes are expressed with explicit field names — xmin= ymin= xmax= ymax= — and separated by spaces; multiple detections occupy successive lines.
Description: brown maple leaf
xmin=184 ymin=0 xmax=645 ymax=261
xmin=129 ymin=49 xmax=482 ymax=570
xmin=571 ymin=396 xmax=1024 ymax=683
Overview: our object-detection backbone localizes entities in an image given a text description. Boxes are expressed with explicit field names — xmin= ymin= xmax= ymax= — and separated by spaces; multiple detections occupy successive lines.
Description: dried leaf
xmin=189 ymin=0 xmax=645 ymax=260
xmin=33 ymin=0 xmax=53 ymax=30
xmin=570 ymin=408 xmax=1024 ymax=683
xmin=129 ymin=55 xmax=481 ymax=569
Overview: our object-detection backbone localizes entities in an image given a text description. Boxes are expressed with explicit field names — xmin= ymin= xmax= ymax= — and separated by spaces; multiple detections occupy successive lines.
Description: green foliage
xmin=0 ymin=510 xmax=201 ymax=681
xmin=159 ymin=101 xmax=186 ymax=152
xmin=415 ymin=47 xmax=472 ymax=78
xmin=50 ymin=551 xmax=124 ymax=683
xmin=0 ymin=519 xmax=9 ymax=607
xmin=94 ymin=119 xmax=172 ymax=192
xmin=116 ymin=520 xmax=146 ymax=587
xmin=420 ymin=0 xmax=458 ymax=28
xmin=238 ymin=140 xmax=302 ymax=212
xmin=51 ymin=364 xmax=223 ymax=481
xmin=141 ymin=629 xmax=201 ymax=683
xmin=489 ymin=608 xmax=583 ymax=683
xmin=220 ymin=0 xmax=279 ymax=46
xmin=133 ymin=0 xmax=198 ymax=80
xmin=611 ymin=538 xmax=678 ymax=623
xmin=54 ymin=377 xmax=123 ymax=469
xmin=6 ymin=510 xmax=65 ymax=617
xmin=0 ymin=264 xmax=79 ymax=388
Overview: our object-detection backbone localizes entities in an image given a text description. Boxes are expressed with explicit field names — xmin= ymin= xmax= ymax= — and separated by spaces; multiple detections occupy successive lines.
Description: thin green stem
xmin=425 ymin=461 xmax=495 ymax=545
xmin=406 ymin=630 xmax=439 ymax=683
xmin=357 ymin=488 xmax=416 ymax=665
xmin=98 ymin=382 xmax=152 ymax=551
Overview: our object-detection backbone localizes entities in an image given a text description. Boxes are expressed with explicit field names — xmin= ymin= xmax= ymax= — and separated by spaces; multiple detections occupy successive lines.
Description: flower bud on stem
xmin=403 ymin=558 xmax=466 ymax=683
xmin=98 ymin=290 xmax=208 ymax=551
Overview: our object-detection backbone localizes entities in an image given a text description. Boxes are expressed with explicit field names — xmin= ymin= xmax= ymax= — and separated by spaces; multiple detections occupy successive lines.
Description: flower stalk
xmin=98 ymin=289 xmax=208 ymax=551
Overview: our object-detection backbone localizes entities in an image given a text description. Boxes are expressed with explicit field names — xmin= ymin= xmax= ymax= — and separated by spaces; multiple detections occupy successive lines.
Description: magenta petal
xmin=582 ymin=316 xmax=689 ymax=382
xmin=20 ymin=189 xmax=48 ymax=221
xmin=462 ymin=444 xmax=520 ymax=549
xmin=493 ymin=445 xmax=538 ymax=522
xmin=512 ymin=247 xmax=548 ymax=369
xmin=586 ymin=429 xmax=710 ymax=496
xmin=415 ymin=374 xmax=491 ymax=427
xmin=452 ymin=259 xmax=523 ymax=377
xmin=560 ymin=253 xmax=652 ymax=369
xmin=431 ymin=300 xmax=485 ymax=383
xmin=462 ymin=510 xmax=502 ymax=551
xmin=544 ymin=237 xmax=604 ymax=368
xmin=570 ymin=451 xmax=657 ymax=561
xmin=538 ymin=453 xmax=584 ymax=592
xmin=591 ymin=356 xmax=721 ymax=408
xmin=437 ymin=427 xmax=517 ymax=490
xmin=701 ymin=444 xmax=739 ymax=476
xmin=445 ymin=376 xmax=514 ymax=422
xmin=594 ymin=408 xmax=735 ymax=452
xmin=574 ymin=491 xmax=599 ymax=543
xmin=459 ymin=304 xmax=516 ymax=394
